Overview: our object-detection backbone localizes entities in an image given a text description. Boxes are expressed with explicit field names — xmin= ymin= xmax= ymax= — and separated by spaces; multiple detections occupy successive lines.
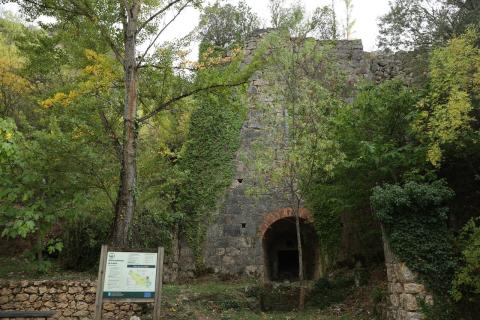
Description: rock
xmin=68 ymin=287 xmax=79 ymax=294
xmin=15 ymin=293 xmax=29 ymax=302
xmin=62 ymin=309 xmax=73 ymax=316
xmin=396 ymin=263 xmax=417 ymax=283
xmin=76 ymin=301 xmax=88 ymax=310
xmin=103 ymin=303 xmax=116 ymax=311
xmin=72 ymin=310 xmax=90 ymax=317
xmin=57 ymin=302 xmax=69 ymax=309
xmin=75 ymin=294 xmax=85 ymax=301
xmin=39 ymin=286 xmax=48 ymax=294
xmin=406 ymin=311 xmax=425 ymax=320
xmin=130 ymin=316 xmax=141 ymax=320
xmin=42 ymin=293 xmax=52 ymax=301
xmin=390 ymin=294 xmax=399 ymax=307
xmin=24 ymin=286 xmax=38 ymax=294
xmin=0 ymin=296 xmax=10 ymax=304
xmin=29 ymin=294 xmax=38 ymax=302
xmin=0 ymin=287 xmax=11 ymax=295
xmin=225 ymin=247 xmax=241 ymax=256
xmin=57 ymin=293 xmax=68 ymax=302
xmin=400 ymin=293 xmax=418 ymax=311
xmin=404 ymin=283 xmax=425 ymax=294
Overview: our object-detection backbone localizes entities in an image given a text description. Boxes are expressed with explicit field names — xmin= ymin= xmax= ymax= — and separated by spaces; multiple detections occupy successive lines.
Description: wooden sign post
xmin=94 ymin=245 xmax=164 ymax=320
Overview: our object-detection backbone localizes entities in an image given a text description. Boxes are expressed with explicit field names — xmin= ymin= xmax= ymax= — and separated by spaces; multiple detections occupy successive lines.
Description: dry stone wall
xmin=0 ymin=280 xmax=149 ymax=320
xmin=382 ymin=231 xmax=433 ymax=320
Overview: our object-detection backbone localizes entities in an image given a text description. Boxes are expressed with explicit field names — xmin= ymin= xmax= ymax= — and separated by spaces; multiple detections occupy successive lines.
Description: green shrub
xmin=309 ymin=276 xmax=354 ymax=309
xmin=60 ymin=214 xmax=110 ymax=271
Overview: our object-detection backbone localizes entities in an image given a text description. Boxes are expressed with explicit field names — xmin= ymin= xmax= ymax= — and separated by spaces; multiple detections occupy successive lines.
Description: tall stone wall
xmin=0 ymin=280 xmax=149 ymax=319
xmin=203 ymin=30 xmax=415 ymax=278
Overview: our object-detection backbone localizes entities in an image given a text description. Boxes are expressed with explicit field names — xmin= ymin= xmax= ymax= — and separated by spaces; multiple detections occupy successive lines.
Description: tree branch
xmin=136 ymin=1 xmax=189 ymax=68
xmin=136 ymin=0 xmax=184 ymax=33
xmin=98 ymin=109 xmax=123 ymax=162
xmin=138 ymin=81 xmax=247 ymax=123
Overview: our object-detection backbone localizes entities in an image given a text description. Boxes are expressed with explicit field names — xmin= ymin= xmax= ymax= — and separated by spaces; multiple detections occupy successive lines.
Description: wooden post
xmin=94 ymin=245 xmax=108 ymax=320
xmin=152 ymin=247 xmax=164 ymax=320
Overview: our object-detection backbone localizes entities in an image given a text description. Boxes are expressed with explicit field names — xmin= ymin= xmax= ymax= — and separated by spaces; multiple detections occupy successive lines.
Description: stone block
xmin=400 ymin=293 xmax=418 ymax=311
xmin=222 ymin=255 xmax=235 ymax=266
xmin=24 ymin=286 xmax=38 ymax=294
xmin=226 ymin=247 xmax=241 ymax=256
xmin=390 ymin=294 xmax=399 ymax=307
xmin=15 ymin=293 xmax=29 ymax=302
xmin=396 ymin=262 xmax=417 ymax=283
xmin=76 ymin=301 xmax=88 ymax=310
xmin=404 ymin=283 xmax=425 ymax=294
xmin=223 ymin=225 xmax=241 ymax=237
xmin=0 ymin=295 xmax=10 ymax=304
xmin=72 ymin=310 xmax=89 ymax=317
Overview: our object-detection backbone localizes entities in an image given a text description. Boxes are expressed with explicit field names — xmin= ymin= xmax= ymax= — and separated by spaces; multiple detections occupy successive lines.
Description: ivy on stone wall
xmin=371 ymin=180 xmax=457 ymax=296
xmin=177 ymin=87 xmax=247 ymax=266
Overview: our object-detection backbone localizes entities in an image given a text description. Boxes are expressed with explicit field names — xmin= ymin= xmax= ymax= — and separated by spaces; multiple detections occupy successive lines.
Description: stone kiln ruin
xmin=203 ymin=30 xmax=410 ymax=279
xmin=200 ymin=30 xmax=431 ymax=320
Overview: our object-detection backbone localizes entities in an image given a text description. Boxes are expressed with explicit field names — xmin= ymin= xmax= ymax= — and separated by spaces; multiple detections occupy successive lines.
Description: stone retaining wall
xmin=0 ymin=280 xmax=150 ymax=320
xmin=382 ymin=230 xmax=433 ymax=320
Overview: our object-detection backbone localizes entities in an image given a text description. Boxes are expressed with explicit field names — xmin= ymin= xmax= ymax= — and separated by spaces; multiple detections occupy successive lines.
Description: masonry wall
xmin=203 ymin=30 xmax=416 ymax=279
xmin=0 ymin=280 xmax=149 ymax=320
xmin=382 ymin=231 xmax=433 ymax=320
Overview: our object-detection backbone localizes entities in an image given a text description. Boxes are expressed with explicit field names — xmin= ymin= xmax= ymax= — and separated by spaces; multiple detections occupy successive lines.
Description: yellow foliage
xmin=40 ymin=49 xmax=119 ymax=109
xmin=414 ymin=29 xmax=480 ymax=167
xmin=0 ymin=34 xmax=31 ymax=102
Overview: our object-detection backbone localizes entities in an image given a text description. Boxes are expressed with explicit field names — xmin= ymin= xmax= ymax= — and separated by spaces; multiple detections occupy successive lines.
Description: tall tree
xmin=198 ymin=0 xmax=260 ymax=52
xmin=251 ymin=6 xmax=344 ymax=309
xmin=343 ymin=0 xmax=355 ymax=39
xmin=12 ymin=0 xmax=253 ymax=247
xmin=378 ymin=0 xmax=480 ymax=50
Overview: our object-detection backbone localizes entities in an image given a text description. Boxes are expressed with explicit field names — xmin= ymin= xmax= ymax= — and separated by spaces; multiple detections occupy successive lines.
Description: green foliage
xmin=452 ymin=218 xmax=480 ymax=303
xmin=378 ymin=0 xmax=480 ymax=50
xmin=309 ymin=277 xmax=354 ymax=309
xmin=198 ymin=1 xmax=260 ymax=51
xmin=371 ymin=180 xmax=457 ymax=295
xmin=177 ymin=86 xmax=247 ymax=263
xmin=306 ymin=80 xmax=424 ymax=270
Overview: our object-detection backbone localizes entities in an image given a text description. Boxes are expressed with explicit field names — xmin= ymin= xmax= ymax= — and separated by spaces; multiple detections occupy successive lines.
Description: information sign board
xmin=94 ymin=245 xmax=164 ymax=320
xmin=103 ymin=251 xmax=157 ymax=299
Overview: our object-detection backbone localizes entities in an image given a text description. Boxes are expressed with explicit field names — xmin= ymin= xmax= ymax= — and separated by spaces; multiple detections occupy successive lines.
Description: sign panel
xmin=103 ymin=251 xmax=157 ymax=299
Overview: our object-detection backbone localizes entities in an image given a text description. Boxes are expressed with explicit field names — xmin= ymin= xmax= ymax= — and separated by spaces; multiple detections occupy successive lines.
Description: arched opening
xmin=263 ymin=217 xmax=319 ymax=281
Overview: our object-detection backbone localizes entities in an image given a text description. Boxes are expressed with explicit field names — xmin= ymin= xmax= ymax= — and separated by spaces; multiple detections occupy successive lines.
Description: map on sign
xmin=103 ymin=251 xmax=157 ymax=299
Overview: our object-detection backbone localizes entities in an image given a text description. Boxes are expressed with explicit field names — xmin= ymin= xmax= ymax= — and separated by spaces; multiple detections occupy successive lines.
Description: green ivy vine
xmin=177 ymin=86 xmax=247 ymax=266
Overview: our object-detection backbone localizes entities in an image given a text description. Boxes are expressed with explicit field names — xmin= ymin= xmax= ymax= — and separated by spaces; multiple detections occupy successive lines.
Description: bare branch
xmin=136 ymin=1 xmax=189 ymax=68
xmin=136 ymin=0 xmax=184 ymax=33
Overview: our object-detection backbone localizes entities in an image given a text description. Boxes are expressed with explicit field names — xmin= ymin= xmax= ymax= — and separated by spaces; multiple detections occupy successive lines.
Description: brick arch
xmin=258 ymin=207 xmax=313 ymax=237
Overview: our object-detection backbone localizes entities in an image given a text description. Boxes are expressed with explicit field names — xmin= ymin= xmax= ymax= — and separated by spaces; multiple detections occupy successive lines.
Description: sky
xmin=1 ymin=0 xmax=391 ymax=54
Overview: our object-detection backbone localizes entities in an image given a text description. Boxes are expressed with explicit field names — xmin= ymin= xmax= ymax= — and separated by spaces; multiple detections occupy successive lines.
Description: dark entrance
xmin=263 ymin=217 xmax=319 ymax=281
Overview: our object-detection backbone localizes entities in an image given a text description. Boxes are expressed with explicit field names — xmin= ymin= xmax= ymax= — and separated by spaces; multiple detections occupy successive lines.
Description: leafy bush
xmin=309 ymin=276 xmax=354 ymax=309
xmin=60 ymin=214 xmax=110 ymax=271
xmin=451 ymin=218 xmax=480 ymax=316
xmin=371 ymin=180 xmax=456 ymax=295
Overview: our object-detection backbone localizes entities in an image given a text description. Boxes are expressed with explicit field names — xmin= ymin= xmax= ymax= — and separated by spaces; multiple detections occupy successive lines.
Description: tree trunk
xmin=111 ymin=3 xmax=139 ymax=247
xmin=294 ymin=199 xmax=306 ymax=310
